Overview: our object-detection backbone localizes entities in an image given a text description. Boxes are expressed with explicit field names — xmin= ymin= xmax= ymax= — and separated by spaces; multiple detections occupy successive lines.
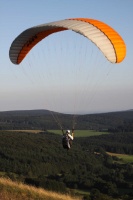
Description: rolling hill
xmin=0 ymin=109 xmax=133 ymax=130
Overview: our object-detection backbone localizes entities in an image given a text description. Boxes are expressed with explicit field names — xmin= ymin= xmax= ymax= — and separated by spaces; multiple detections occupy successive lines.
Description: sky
xmin=1 ymin=0 xmax=133 ymax=114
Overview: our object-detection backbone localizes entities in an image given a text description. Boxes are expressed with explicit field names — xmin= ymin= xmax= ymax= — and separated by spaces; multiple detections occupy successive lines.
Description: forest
xmin=0 ymin=110 xmax=133 ymax=200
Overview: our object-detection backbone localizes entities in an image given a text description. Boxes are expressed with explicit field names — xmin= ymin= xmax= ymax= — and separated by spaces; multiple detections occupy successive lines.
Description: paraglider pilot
xmin=62 ymin=129 xmax=74 ymax=150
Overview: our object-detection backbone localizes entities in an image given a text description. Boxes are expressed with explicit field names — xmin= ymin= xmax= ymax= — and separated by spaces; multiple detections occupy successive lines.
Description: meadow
xmin=107 ymin=152 xmax=133 ymax=163
xmin=48 ymin=129 xmax=109 ymax=137
xmin=6 ymin=129 xmax=109 ymax=137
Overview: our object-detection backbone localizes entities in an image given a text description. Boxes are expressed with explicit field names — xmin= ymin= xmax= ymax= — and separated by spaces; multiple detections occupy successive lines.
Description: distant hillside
xmin=0 ymin=109 xmax=133 ymax=130
xmin=0 ymin=109 xmax=51 ymax=116
xmin=79 ymin=110 xmax=133 ymax=129
xmin=0 ymin=178 xmax=80 ymax=200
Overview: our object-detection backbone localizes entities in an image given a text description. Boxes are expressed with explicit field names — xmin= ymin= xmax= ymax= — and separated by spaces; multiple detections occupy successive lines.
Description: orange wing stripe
xmin=17 ymin=27 xmax=67 ymax=64
xmin=71 ymin=18 xmax=126 ymax=63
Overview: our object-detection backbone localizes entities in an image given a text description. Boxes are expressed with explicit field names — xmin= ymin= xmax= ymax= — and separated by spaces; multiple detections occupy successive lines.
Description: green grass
xmin=72 ymin=188 xmax=90 ymax=196
xmin=107 ymin=152 xmax=133 ymax=163
xmin=48 ymin=130 xmax=109 ymax=137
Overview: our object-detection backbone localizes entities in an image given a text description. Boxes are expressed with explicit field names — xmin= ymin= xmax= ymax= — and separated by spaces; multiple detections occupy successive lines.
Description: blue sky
xmin=1 ymin=0 xmax=133 ymax=114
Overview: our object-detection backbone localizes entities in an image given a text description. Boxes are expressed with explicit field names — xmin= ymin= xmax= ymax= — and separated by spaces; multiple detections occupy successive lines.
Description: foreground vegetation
xmin=0 ymin=178 xmax=80 ymax=200
xmin=0 ymin=130 xmax=133 ymax=199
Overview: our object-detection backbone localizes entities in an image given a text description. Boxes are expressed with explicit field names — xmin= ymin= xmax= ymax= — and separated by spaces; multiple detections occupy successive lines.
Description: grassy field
xmin=4 ymin=129 xmax=109 ymax=137
xmin=48 ymin=130 xmax=109 ymax=137
xmin=0 ymin=178 xmax=80 ymax=200
xmin=107 ymin=152 xmax=133 ymax=163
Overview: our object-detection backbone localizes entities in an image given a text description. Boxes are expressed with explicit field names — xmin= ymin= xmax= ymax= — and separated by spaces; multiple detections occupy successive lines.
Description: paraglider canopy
xmin=9 ymin=18 xmax=126 ymax=65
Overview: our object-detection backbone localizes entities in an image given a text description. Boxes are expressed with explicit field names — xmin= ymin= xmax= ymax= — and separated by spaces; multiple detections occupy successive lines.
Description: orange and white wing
xmin=9 ymin=18 xmax=126 ymax=64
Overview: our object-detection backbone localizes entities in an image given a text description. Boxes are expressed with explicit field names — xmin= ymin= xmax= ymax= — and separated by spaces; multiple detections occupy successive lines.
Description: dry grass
xmin=0 ymin=178 xmax=81 ymax=200
xmin=6 ymin=130 xmax=42 ymax=134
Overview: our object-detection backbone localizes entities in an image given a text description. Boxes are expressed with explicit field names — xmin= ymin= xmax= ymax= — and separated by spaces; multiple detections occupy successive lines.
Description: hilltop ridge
xmin=0 ymin=109 xmax=133 ymax=130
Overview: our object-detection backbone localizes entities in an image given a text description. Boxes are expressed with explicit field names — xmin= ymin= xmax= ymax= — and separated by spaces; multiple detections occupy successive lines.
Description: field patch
xmin=5 ymin=130 xmax=42 ymax=133
xmin=107 ymin=152 xmax=133 ymax=163
xmin=48 ymin=130 xmax=109 ymax=137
